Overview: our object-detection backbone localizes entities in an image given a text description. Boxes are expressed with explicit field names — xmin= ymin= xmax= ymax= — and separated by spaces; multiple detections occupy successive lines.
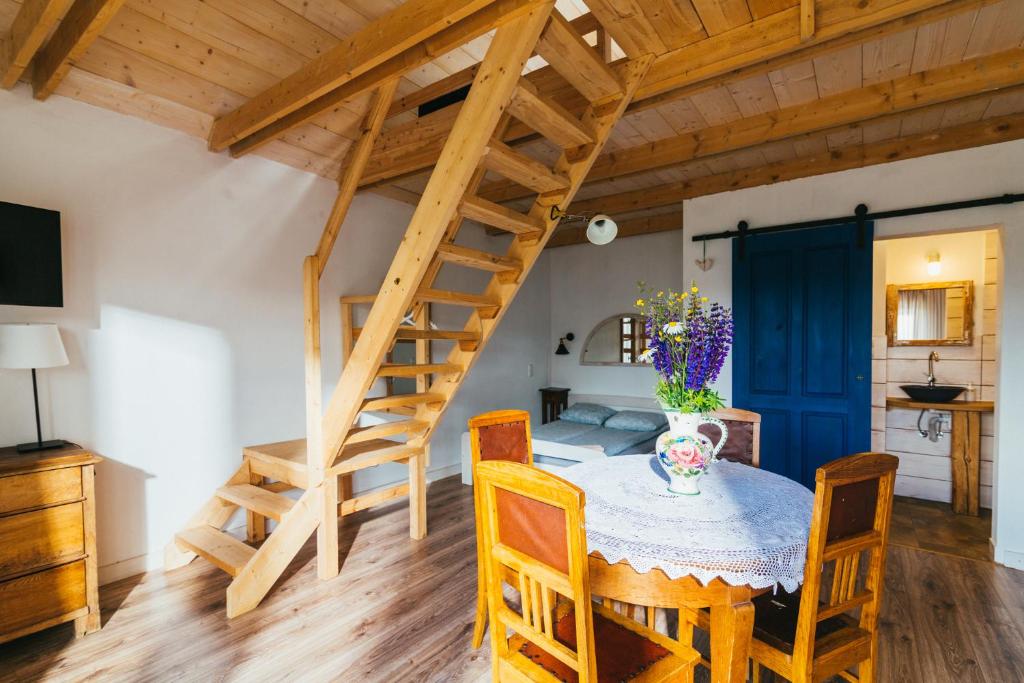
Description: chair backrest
xmin=474 ymin=460 xmax=598 ymax=682
xmin=698 ymin=407 xmax=762 ymax=467
xmin=791 ymin=452 xmax=899 ymax=676
xmin=469 ymin=409 xmax=534 ymax=467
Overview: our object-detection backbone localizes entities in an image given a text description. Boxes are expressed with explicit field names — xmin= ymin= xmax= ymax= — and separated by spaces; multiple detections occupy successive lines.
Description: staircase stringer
xmin=412 ymin=54 xmax=655 ymax=443
xmin=164 ymin=461 xmax=250 ymax=570
xmin=319 ymin=3 xmax=557 ymax=469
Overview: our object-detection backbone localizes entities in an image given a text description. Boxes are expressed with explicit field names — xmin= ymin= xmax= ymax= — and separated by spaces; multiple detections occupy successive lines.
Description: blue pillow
xmin=604 ymin=410 xmax=667 ymax=432
xmin=559 ymin=402 xmax=617 ymax=426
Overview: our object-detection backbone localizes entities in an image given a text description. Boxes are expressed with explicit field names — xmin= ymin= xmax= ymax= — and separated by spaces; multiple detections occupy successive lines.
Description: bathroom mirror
xmin=886 ymin=281 xmax=974 ymax=346
xmin=581 ymin=314 xmax=651 ymax=366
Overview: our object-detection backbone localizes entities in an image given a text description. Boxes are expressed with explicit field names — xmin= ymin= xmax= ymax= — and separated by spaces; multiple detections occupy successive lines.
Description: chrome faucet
xmin=926 ymin=351 xmax=939 ymax=387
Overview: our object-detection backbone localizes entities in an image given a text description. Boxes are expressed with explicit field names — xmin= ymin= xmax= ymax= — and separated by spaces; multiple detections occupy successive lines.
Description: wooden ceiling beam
xmin=0 ymin=0 xmax=73 ymax=89
xmin=210 ymin=0 xmax=542 ymax=154
xmin=361 ymin=0 xmax=999 ymax=189
xmin=31 ymin=0 xmax=127 ymax=100
xmin=628 ymin=0 xmax=1000 ymax=115
xmin=547 ymin=211 xmax=682 ymax=248
xmin=547 ymin=112 xmax=1024 ymax=245
xmin=635 ymin=0 xmax=996 ymax=103
xmin=483 ymin=46 xmax=1024 ymax=203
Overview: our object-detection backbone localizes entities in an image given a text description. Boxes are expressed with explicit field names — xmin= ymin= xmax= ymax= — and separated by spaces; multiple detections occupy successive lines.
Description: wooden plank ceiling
xmin=2 ymin=0 xmax=1023 ymax=246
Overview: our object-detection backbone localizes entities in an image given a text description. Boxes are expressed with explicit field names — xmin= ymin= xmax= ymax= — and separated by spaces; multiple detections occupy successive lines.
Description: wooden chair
xmin=701 ymin=407 xmax=762 ymax=467
xmin=469 ymin=410 xmax=534 ymax=649
xmin=686 ymin=452 xmax=898 ymax=682
xmin=475 ymin=460 xmax=700 ymax=682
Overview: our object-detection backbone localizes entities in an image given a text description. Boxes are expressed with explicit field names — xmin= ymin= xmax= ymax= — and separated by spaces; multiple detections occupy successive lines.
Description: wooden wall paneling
xmin=747 ymin=0 xmax=799 ymax=20
xmin=32 ymin=0 xmax=128 ymax=99
xmin=273 ymin=0 xmax=369 ymax=41
xmin=203 ymin=0 xmax=339 ymax=60
xmin=688 ymin=85 xmax=744 ymax=124
xmin=1 ymin=0 xmax=74 ymax=88
xmin=939 ymin=96 xmax=991 ymax=127
xmin=813 ymin=42 xmax=862 ymax=96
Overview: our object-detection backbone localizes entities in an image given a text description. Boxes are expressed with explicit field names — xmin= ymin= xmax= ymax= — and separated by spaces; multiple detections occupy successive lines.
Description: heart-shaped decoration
xmin=695 ymin=257 xmax=714 ymax=271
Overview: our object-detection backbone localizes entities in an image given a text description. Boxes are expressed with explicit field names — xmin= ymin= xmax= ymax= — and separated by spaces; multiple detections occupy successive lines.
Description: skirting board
xmin=995 ymin=547 xmax=1024 ymax=572
xmin=97 ymin=462 xmax=461 ymax=586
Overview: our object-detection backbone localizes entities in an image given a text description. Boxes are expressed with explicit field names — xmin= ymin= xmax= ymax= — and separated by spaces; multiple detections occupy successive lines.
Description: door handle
xmin=855 ymin=374 xmax=865 ymax=381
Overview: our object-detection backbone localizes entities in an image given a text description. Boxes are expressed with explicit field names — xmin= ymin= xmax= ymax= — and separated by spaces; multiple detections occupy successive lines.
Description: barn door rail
xmin=693 ymin=192 xmax=1024 ymax=254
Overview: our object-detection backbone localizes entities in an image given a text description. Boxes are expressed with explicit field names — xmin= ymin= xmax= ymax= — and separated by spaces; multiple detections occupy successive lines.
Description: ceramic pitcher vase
xmin=655 ymin=410 xmax=729 ymax=495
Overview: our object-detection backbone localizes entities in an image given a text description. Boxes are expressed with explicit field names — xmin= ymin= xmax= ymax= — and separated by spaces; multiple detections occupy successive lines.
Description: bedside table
xmin=0 ymin=445 xmax=102 ymax=644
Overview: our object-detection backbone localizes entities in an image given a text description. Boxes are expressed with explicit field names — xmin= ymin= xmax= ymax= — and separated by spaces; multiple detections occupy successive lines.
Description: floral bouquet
xmin=635 ymin=282 xmax=734 ymax=414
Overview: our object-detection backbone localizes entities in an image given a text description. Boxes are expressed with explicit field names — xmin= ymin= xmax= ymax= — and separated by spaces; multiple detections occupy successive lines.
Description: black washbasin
xmin=900 ymin=384 xmax=966 ymax=403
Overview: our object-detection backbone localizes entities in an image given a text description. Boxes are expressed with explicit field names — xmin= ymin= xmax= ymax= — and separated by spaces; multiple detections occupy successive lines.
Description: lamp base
xmin=16 ymin=439 xmax=67 ymax=453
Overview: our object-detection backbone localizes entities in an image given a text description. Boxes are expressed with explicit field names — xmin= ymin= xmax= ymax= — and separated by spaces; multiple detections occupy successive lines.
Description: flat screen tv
xmin=0 ymin=201 xmax=63 ymax=307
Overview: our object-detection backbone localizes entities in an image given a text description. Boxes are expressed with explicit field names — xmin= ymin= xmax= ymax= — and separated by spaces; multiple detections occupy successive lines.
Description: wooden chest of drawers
xmin=0 ymin=445 xmax=102 ymax=644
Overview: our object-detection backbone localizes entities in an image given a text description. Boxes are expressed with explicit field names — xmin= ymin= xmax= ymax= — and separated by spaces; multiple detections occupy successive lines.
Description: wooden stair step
xmin=175 ymin=526 xmax=255 ymax=577
xmin=330 ymin=439 xmax=425 ymax=475
xmin=362 ymin=392 xmax=446 ymax=412
xmin=459 ymin=195 xmax=545 ymax=236
xmin=345 ymin=419 xmax=429 ymax=445
xmin=354 ymin=327 xmax=480 ymax=343
xmin=535 ymin=12 xmax=622 ymax=102
xmin=377 ymin=363 xmax=462 ymax=378
xmin=243 ymin=439 xmax=309 ymax=488
xmin=508 ymin=79 xmax=595 ymax=148
xmin=482 ymin=140 xmax=571 ymax=194
xmin=216 ymin=484 xmax=295 ymax=522
xmin=435 ymin=243 xmax=522 ymax=278
xmin=415 ymin=288 xmax=499 ymax=311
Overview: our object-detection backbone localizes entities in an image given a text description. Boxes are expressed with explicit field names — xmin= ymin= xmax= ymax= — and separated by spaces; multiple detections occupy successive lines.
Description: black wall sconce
xmin=555 ymin=332 xmax=575 ymax=355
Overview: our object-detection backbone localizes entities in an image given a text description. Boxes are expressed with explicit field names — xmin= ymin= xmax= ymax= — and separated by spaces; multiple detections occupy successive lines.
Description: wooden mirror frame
xmin=885 ymin=280 xmax=974 ymax=347
xmin=579 ymin=313 xmax=651 ymax=367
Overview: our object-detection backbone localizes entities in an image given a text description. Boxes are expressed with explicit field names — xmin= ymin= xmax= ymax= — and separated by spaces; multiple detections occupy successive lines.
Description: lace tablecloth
xmin=558 ymin=454 xmax=814 ymax=591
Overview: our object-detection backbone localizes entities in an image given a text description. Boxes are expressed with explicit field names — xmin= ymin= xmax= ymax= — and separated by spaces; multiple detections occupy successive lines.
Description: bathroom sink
xmin=900 ymin=384 xmax=966 ymax=403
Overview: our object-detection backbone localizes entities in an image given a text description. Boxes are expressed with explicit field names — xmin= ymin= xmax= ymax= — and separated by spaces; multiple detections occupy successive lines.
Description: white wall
xmin=680 ymin=139 xmax=1024 ymax=570
xmin=548 ymin=229 xmax=684 ymax=398
xmin=0 ymin=84 xmax=549 ymax=583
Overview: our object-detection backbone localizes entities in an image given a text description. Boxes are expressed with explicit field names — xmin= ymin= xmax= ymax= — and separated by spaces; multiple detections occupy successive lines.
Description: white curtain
xmin=897 ymin=289 xmax=946 ymax=340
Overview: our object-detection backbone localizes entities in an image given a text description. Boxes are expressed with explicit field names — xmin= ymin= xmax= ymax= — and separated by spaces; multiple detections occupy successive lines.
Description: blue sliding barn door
xmin=732 ymin=223 xmax=872 ymax=488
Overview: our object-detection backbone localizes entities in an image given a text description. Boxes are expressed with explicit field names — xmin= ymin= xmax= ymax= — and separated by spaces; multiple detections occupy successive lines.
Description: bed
xmin=461 ymin=394 xmax=665 ymax=483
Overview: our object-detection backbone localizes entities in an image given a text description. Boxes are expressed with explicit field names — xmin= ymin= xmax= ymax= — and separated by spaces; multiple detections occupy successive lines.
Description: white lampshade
xmin=586 ymin=214 xmax=618 ymax=246
xmin=0 ymin=323 xmax=69 ymax=369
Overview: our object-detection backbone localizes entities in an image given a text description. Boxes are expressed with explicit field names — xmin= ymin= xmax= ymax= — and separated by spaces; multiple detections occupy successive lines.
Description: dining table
xmin=558 ymin=454 xmax=814 ymax=683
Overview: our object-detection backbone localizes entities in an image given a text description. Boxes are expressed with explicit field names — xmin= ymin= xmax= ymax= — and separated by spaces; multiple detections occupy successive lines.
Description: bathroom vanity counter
xmin=886 ymin=397 xmax=994 ymax=516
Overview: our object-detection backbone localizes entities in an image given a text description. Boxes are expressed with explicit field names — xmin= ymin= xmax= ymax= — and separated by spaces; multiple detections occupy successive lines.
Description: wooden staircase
xmin=165 ymin=1 xmax=652 ymax=618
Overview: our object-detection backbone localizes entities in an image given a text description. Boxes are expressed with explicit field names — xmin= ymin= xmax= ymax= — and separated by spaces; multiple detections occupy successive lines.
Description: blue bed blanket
xmin=532 ymin=419 xmax=660 ymax=456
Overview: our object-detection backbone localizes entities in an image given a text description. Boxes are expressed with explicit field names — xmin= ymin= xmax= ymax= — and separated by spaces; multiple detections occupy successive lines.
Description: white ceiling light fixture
xmin=585 ymin=214 xmax=618 ymax=246
xmin=550 ymin=206 xmax=619 ymax=246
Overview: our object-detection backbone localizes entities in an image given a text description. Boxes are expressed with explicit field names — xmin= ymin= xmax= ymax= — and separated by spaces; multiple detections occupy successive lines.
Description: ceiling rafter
xmin=0 ymin=0 xmax=73 ymax=89
xmin=479 ymin=46 xmax=1024 ymax=203
xmin=546 ymin=112 xmax=1024 ymax=246
xmin=211 ymin=0 xmax=550 ymax=156
xmin=32 ymin=0 xmax=128 ymax=99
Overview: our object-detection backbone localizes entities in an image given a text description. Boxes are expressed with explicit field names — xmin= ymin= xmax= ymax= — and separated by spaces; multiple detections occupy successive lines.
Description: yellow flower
xmin=691 ymin=285 xmax=699 ymax=293
xmin=681 ymin=292 xmax=688 ymax=298
xmin=635 ymin=298 xmax=645 ymax=307
xmin=657 ymin=291 xmax=664 ymax=297
xmin=701 ymin=297 xmax=708 ymax=302
xmin=674 ymin=336 xmax=683 ymax=343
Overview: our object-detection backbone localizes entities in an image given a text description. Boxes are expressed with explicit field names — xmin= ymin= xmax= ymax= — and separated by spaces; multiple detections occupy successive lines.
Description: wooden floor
xmin=890 ymin=495 xmax=993 ymax=562
xmin=1 ymin=476 xmax=1022 ymax=682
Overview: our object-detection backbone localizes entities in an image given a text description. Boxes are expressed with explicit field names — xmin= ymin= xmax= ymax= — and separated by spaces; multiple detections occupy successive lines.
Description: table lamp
xmin=0 ymin=323 xmax=69 ymax=452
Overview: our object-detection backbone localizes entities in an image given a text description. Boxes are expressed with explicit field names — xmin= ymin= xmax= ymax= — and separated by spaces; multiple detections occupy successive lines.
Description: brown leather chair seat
xmin=516 ymin=606 xmax=680 ymax=683
xmin=750 ymin=589 xmax=865 ymax=656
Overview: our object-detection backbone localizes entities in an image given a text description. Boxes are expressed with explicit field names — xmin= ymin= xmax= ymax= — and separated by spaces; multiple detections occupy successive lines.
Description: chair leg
xmin=752 ymin=661 xmax=761 ymax=683
xmin=472 ymin=574 xmax=488 ymax=649
xmin=677 ymin=607 xmax=694 ymax=646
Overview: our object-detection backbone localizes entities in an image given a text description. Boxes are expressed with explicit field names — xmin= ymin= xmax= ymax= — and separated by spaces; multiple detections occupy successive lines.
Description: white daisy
xmin=662 ymin=321 xmax=685 ymax=335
